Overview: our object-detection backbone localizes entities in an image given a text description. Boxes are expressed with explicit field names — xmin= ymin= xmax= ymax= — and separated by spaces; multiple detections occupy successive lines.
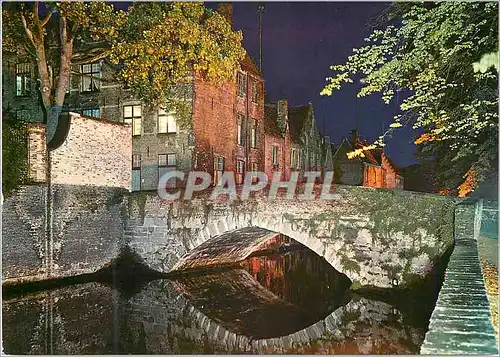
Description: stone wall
xmin=2 ymin=184 xmax=128 ymax=285
xmin=50 ymin=113 xmax=132 ymax=190
xmin=126 ymin=185 xmax=456 ymax=289
xmin=2 ymin=185 xmax=47 ymax=283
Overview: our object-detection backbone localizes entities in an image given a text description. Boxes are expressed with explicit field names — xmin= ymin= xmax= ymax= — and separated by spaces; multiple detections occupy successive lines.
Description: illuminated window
xmin=16 ymin=63 xmax=31 ymax=96
xmin=132 ymin=154 xmax=141 ymax=169
xmin=272 ymin=146 xmax=279 ymax=167
xmin=237 ymin=72 xmax=247 ymax=97
xmin=250 ymin=119 xmax=257 ymax=148
xmin=236 ymin=160 xmax=244 ymax=184
xmin=80 ymin=63 xmax=100 ymax=92
xmin=237 ymin=114 xmax=244 ymax=146
xmin=82 ymin=108 xmax=101 ymax=118
xmin=123 ymin=105 xmax=142 ymax=136
xmin=158 ymin=108 xmax=177 ymax=134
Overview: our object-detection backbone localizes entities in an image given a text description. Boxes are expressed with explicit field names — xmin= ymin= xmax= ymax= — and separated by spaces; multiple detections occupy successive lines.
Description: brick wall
xmin=27 ymin=123 xmax=47 ymax=182
xmin=50 ymin=113 xmax=132 ymax=190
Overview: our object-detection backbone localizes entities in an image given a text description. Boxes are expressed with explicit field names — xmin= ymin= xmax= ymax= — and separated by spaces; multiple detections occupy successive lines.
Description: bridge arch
xmin=126 ymin=186 xmax=456 ymax=289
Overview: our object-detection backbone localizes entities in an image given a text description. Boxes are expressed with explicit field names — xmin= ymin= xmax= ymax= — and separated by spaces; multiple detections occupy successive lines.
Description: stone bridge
xmin=126 ymin=185 xmax=456 ymax=289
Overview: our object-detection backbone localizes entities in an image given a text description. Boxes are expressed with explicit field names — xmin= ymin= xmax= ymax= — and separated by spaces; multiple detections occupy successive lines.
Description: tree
xmin=321 ymin=2 xmax=498 ymax=196
xmin=2 ymin=1 xmax=245 ymax=124
xmin=3 ymin=1 xmax=126 ymax=123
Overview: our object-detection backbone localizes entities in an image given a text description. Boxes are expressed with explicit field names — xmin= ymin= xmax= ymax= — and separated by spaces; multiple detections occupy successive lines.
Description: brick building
xmin=288 ymin=103 xmax=324 ymax=175
xmin=263 ymin=99 xmax=301 ymax=181
xmin=2 ymin=4 xmax=265 ymax=191
xmin=332 ymin=129 xmax=404 ymax=189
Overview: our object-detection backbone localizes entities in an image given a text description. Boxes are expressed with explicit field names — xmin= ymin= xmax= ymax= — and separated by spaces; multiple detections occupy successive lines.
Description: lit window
xmin=82 ymin=108 xmax=101 ymax=118
xmin=237 ymin=72 xmax=247 ymax=97
xmin=158 ymin=153 xmax=176 ymax=167
xmin=123 ymin=105 xmax=142 ymax=136
xmin=252 ymin=80 xmax=259 ymax=103
xmin=158 ymin=108 xmax=177 ymax=134
xmin=272 ymin=146 xmax=279 ymax=167
xmin=16 ymin=63 xmax=31 ymax=96
xmin=132 ymin=154 xmax=141 ymax=170
xmin=16 ymin=109 xmax=32 ymax=121
xmin=250 ymin=118 xmax=257 ymax=148
xmin=80 ymin=63 xmax=101 ymax=92
xmin=236 ymin=160 xmax=244 ymax=184
xmin=237 ymin=115 xmax=244 ymax=146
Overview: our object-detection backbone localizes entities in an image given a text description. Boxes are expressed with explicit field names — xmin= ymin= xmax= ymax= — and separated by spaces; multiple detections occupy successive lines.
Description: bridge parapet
xmin=126 ymin=185 xmax=456 ymax=289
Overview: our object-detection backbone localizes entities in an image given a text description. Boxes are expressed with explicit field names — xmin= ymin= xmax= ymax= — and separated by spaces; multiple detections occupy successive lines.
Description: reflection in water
xmin=3 ymin=246 xmax=436 ymax=354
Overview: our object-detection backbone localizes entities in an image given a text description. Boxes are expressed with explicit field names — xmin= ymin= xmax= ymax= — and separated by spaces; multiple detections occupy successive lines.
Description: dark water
xmin=2 ymin=246 xmax=441 ymax=354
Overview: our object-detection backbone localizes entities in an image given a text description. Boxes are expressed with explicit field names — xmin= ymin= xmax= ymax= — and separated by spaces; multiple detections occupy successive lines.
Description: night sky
xmin=228 ymin=1 xmax=417 ymax=167
xmin=115 ymin=1 xmax=418 ymax=167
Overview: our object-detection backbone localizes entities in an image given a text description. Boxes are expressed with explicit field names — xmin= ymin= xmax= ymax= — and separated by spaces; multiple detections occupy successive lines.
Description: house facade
xmin=2 ymin=4 xmax=265 ymax=191
xmin=263 ymin=99 xmax=301 ymax=181
xmin=288 ymin=103 xmax=324 ymax=176
xmin=333 ymin=129 xmax=404 ymax=189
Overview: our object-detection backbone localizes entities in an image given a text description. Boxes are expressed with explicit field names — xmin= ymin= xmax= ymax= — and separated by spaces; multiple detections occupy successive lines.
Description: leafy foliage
xmin=2 ymin=1 xmax=245 ymax=120
xmin=111 ymin=2 xmax=245 ymax=108
xmin=2 ymin=109 xmax=28 ymax=197
xmin=322 ymin=2 xmax=498 ymax=194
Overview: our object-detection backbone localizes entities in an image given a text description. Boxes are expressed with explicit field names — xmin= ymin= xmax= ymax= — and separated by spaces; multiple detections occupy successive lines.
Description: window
xmin=159 ymin=154 xmax=176 ymax=188
xmin=237 ymin=115 xmax=244 ymax=146
xmin=82 ymin=108 xmax=101 ymax=118
xmin=251 ymin=162 xmax=259 ymax=183
xmin=250 ymin=119 xmax=257 ymax=148
xmin=80 ymin=63 xmax=100 ymax=92
xmin=252 ymin=80 xmax=259 ymax=103
xmin=132 ymin=154 xmax=141 ymax=191
xmin=16 ymin=63 xmax=31 ymax=96
xmin=236 ymin=160 xmax=245 ymax=185
xmin=213 ymin=156 xmax=225 ymax=185
xmin=123 ymin=105 xmax=142 ymax=136
xmin=364 ymin=168 xmax=368 ymax=183
xmin=16 ymin=109 xmax=32 ymax=121
xmin=132 ymin=154 xmax=141 ymax=169
xmin=158 ymin=108 xmax=177 ymax=134
xmin=272 ymin=146 xmax=279 ymax=167
xmin=158 ymin=153 xmax=176 ymax=167
xmin=237 ymin=72 xmax=247 ymax=97
xmin=291 ymin=148 xmax=299 ymax=169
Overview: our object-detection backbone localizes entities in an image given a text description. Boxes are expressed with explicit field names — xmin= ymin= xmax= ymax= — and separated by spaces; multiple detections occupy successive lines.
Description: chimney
xmin=277 ymin=99 xmax=288 ymax=136
xmin=350 ymin=129 xmax=358 ymax=149
xmin=217 ymin=3 xmax=233 ymax=29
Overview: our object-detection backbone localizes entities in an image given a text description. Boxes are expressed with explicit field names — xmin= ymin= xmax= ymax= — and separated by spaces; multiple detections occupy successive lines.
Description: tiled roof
xmin=288 ymin=105 xmax=309 ymax=143
xmin=264 ymin=104 xmax=283 ymax=137
xmin=240 ymin=53 xmax=262 ymax=78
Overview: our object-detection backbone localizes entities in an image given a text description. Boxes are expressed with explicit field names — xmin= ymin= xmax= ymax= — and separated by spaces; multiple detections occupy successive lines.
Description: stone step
xmin=433 ymin=306 xmax=492 ymax=317
xmin=427 ymin=317 xmax=496 ymax=333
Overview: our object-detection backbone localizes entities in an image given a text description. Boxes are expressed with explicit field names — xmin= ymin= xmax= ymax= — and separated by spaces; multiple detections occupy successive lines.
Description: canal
xmin=3 ymin=240 xmax=447 ymax=354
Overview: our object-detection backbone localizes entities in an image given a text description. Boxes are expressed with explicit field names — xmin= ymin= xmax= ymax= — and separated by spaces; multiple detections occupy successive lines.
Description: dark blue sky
xmin=115 ymin=1 xmax=417 ymax=167
xmin=228 ymin=2 xmax=417 ymax=167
